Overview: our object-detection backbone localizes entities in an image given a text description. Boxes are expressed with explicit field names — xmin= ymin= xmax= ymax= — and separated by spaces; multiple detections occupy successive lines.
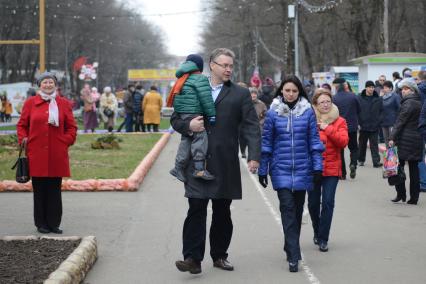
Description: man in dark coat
xmin=417 ymin=71 xmax=426 ymax=191
xmin=357 ymin=80 xmax=383 ymax=167
xmin=117 ymin=84 xmax=135 ymax=132
xmin=332 ymin=77 xmax=360 ymax=179
xmin=172 ymin=48 xmax=261 ymax=274
xmin=133 ymin=85 xmax=145 ymax=132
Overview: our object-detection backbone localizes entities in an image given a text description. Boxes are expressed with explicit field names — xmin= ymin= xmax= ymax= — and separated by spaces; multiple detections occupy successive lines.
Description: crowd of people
xmin=79 ymin=83 xmax=163 ymax=133
xmin=168 ymin=48 xmax=426 ymax=275
xmin=11 ymin=48 xmax=426 ymax=275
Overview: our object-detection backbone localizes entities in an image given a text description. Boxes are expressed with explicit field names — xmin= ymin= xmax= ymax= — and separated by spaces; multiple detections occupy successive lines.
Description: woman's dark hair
xmin=274 ymin=75 xmax=308 ymax=100
xmin=383 ymin=80 xmax=393 ymax=89
xmin=392 ymin=71 xmax=401 ymax=80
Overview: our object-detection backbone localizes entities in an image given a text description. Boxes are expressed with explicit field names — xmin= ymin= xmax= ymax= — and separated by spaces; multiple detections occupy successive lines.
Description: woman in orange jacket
xmin=308 ymin=88 xmax=348 ymax=252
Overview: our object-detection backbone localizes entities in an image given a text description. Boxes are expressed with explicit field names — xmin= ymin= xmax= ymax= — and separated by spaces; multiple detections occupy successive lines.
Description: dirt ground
xmin=0 ymin=239 xmax=80 ymax=284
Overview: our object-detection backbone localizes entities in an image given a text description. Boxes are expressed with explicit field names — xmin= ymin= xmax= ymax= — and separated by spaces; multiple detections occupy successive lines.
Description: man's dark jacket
xmin=390 ymin=92 xmax=423 ymax=161
xmin=332 ymin=91 xmax=360 ymax=132
xmin=419 ymin=99 xmax=426 ymax=142
xmin=357 ymin=89 xmax=383 ymax=132
xmin=171 ymin=80 xmax=261 ymax=199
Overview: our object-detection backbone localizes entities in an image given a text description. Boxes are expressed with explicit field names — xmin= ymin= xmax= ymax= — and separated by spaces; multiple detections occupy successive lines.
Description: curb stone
xmin=0 ymin=235 xmax=97 ymax=284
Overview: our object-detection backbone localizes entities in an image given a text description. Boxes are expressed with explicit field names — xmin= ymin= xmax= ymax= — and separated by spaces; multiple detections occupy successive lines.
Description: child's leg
xmin=191 ymin=130 xmax=214 ymax=180
xmin=176 ymin=135 xmax=192 ymax=169
xmin=191 ymin=130 xmax=208 ymax=162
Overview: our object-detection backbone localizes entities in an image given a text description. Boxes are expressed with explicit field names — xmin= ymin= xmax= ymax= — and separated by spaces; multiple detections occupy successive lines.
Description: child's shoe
xmin=192 ymin=169 xmax=215 ymax=180
xmin=170 ymin=167 xmax=186 ymax=182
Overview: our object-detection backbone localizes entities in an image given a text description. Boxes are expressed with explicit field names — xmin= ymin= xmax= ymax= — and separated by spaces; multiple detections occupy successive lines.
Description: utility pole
xmin=39 ymin=0 xmax=46 ymax=72
xmin=383 ymin=0 xmax=389 ymax=53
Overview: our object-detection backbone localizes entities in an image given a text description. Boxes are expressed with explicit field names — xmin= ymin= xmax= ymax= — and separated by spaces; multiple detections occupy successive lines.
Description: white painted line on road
xmin=242 ymin=160 xmax=321 ymax=284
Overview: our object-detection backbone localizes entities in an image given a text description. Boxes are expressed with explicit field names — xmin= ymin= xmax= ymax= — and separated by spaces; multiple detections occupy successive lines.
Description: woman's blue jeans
xmin=307 ymin=176 xmax=339 ymax=245
xmin=277 ymin=189 xmax=306 ymax=262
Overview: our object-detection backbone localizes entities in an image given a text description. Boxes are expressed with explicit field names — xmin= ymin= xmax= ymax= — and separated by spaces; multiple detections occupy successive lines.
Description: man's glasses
xmin=213 ymin=61 xmax=234 ymax=70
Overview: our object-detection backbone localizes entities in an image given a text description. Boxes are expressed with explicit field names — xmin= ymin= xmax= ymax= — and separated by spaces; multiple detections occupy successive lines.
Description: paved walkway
xmin=1 ymin=134 xmax=426 ymax=283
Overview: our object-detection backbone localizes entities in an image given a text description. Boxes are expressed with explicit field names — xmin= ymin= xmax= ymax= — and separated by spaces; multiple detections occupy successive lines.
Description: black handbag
xmin=103 ymin=108 xmax=114 ymax=117
xmin=388 ymin=166 xmax=406 ymax=186
xmin=11 ymin=143 xmax=30 ymax=183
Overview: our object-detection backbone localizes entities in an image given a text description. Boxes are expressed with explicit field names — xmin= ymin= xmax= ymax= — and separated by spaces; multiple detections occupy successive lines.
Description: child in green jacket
xmin=169 ymin=54 xmax=216 ymax=182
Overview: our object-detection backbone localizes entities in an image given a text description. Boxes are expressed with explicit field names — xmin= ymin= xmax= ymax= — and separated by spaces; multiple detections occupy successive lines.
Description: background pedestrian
xmin=389 ymin=79 xmax=423 ymax=205
xmin=308 ymin=88 xmax=348 ymax=252
xmin=143 ymin=86 xmax=163 ymax=132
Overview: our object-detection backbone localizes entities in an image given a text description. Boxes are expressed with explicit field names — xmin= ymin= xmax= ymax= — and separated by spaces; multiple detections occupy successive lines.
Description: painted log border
xmin=0 ymin=132 xmax=171 ymax=192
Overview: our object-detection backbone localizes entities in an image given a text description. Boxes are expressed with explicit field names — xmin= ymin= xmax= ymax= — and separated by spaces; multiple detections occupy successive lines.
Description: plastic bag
xmin=382 ymin=146 xmax=398 ymax=178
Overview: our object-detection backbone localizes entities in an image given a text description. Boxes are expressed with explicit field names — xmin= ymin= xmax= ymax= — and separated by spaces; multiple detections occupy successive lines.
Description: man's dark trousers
xmin=182 ymin=198 xmax=232 ymax=262
xmin=341 ymin=131 xmax=358 ymax=177
xmin=358 ymin=130 xmax=380 ymax=165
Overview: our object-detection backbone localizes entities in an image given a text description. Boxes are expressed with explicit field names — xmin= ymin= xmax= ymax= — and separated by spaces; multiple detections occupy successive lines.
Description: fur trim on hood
xmin=270 ymin=96 xmax=311 ymax=117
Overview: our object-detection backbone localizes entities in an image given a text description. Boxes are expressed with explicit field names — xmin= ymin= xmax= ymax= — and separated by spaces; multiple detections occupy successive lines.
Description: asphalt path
xmin=1 ymin=133 xmax=425 ymax=283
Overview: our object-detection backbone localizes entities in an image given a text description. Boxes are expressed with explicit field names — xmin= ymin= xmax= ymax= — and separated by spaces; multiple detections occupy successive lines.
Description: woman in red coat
xmin=308 ymin=88 xmax=348 ymax=252
xmin=17 ymin=72 xmax=77 ymax=234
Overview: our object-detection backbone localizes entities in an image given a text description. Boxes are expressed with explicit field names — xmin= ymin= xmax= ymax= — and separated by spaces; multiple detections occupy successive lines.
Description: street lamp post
xmin=288 ymin=4 xmax=299 ymax=77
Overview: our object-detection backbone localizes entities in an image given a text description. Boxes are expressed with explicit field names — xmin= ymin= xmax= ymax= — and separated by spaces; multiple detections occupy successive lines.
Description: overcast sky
xmin=126 ymin=0 xmax=203 ymax=56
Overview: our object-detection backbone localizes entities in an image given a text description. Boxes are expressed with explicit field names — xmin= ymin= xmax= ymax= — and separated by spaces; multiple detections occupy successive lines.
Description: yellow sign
xmin=128 ymin=69 xmax=176 ymax=81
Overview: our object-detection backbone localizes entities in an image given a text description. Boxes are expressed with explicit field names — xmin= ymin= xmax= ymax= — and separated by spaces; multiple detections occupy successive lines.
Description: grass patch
xmin=0 ymin=117 xmax=170 ymax=131
xmin=0 ymin=133 xmax=162 ymax=180
xmin=0 ymin=125 xmax=17 ymax=131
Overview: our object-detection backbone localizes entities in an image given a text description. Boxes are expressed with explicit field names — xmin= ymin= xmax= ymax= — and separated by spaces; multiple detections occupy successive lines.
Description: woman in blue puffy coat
xmin=258 ymin=75 xmax=324 ymax=272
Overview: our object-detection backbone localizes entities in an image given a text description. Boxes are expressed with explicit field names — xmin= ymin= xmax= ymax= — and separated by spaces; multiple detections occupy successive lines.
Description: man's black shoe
xmin=175 ymin=258 xmax=202 ymax=274
xmin=407 ymin=199 xmax=418 ymax=205
xmin=37 ymin=227 xmax=50 ymax=234
xmin=213 ymin=258 xmax=234 ymax=271
xmin=313 ymin=237 xmax=319 ymax=245
xmin=50 ymin=227 xmax=63 ymax=234
xmin=289 ymin=261 xmax=298 ymax=272
xmin=350 ymin=165 xmax=356 ymax=179
xmin=373 ymin=163 xmax=383 ymax=168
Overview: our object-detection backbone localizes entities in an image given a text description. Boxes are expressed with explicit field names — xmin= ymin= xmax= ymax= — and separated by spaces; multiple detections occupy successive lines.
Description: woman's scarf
xmin=90 ymin=91 xmax=100 ymax=111
xmin=39 ymin=91 xmax=59 ymax=127
xmin=313 ymin=103 xmax=339 ymax=125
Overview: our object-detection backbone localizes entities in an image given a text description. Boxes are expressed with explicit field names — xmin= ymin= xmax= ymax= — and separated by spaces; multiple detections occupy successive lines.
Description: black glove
xmin=258 ymin=175 xmax=268 ymax=188
xmin=313 ymin=171 xmax=323 ymax=184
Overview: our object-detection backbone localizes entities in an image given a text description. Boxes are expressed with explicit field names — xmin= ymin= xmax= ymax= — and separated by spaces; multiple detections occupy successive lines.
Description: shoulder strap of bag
xmin=11 ymin=142 xmax=26 ymax=170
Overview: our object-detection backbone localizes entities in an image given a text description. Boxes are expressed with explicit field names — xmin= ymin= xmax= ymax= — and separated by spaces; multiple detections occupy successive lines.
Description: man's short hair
xmin=209 ymin=48 xmax=235 ymax=63
xmin=383 ymin=80 xmax=393 ymax=89
xmin=135 ymin=85 xmax=143 ymax=90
